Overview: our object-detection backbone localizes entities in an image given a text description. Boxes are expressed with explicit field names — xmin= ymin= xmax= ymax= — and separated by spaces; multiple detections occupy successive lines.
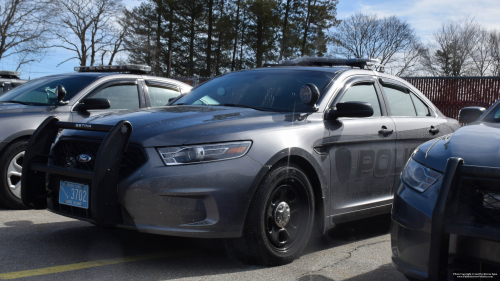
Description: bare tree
xmin=385 ymin=41 xmax=426 ymax=76
xmin=0 ymin=0 xmax=52 ymax=70
xmin=490 ymin=30 xmax=500 ymax=76
xmin=424 ymin=17 xmax=480 ymax=76
xmin=102 ymin=11 xmax=130 ymax=65
xmin=331 ymin=12 xmax=419 ymax=70
xmin=470 ymin=28 xmax=492 ymax=76
xmin=52 ymin=0 xmax=126 ymax=66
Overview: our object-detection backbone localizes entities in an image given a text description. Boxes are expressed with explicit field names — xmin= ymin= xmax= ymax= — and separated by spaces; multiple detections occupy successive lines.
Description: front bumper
xmin=22 ymin=117 xmax=265 ymax=238
xmin=47 ymin=152 xmax=264 ymax=238
xmin=391 ymin=179 xmax=438 ymax=280
xmin=391 ymin=160 xmax=500 ymax=280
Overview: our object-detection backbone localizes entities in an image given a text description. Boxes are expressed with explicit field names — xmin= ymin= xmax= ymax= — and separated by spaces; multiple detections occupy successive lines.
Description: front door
xmin=326 ymin=77 xmax=396 ymax=220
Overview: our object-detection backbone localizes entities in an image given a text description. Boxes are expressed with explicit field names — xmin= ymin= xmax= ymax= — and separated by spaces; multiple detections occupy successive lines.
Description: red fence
xmin=403 ymin=77 xmax=500 ymax=119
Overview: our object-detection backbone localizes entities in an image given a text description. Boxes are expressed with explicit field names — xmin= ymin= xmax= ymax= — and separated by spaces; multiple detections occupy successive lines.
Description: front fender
xmin=245 ymin=147 xmax=329 ymax=235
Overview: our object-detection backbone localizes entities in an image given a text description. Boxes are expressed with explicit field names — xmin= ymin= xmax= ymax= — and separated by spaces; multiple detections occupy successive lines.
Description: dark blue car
xmin=391 ymin=103 xmax=500 ymax=280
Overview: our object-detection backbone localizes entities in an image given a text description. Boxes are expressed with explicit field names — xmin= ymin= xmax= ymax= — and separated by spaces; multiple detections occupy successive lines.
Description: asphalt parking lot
xmin=0 ymin=208 xmax=406 ymax=281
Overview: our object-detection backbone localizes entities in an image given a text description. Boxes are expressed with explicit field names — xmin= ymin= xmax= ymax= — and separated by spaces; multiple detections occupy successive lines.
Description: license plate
xmin=59 ymin=181 xmax=89 ymax=209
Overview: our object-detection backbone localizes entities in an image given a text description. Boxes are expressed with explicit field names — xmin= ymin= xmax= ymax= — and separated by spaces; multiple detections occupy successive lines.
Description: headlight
xmin=401 ymin=159 xmax=442 ymax=192
xmin=157 ymin=141 xmax=252 ymax=165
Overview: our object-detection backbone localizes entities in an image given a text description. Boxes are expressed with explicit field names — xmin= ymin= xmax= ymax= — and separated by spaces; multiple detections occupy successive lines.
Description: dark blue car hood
xmin=63 ymin=105 xmax=301 ymax=147
xmin=420 ymin=122 xmax=500 ymax=172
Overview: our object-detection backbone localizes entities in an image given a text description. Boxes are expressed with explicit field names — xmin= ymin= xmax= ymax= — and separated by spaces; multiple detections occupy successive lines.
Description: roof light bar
xmin=0 ymin=70 xmax=21 ymax=77
xmin=74 ymin=65 xmax=151 ymax=74
xmin=276 ymin=57 xmax=382 ymax=70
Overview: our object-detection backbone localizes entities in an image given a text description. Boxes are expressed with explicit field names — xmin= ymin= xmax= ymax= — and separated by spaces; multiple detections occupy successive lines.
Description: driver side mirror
xmin=76 ymin=98 xmax=110 ymax=111
xmin=326 ymin=101 xmax=374 ymax=120
xmin=55 ymin=85 xmax=67 ymax=101
xmin=458 ymin=106 xmax=486 ymax=124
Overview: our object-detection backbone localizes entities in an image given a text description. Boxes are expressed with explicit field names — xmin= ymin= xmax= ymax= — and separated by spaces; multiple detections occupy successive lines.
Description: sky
xmin=2 ymin=0 xmax=500 ymax=79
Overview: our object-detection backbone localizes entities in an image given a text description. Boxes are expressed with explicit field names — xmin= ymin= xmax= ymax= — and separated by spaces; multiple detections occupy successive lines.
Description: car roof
xmin=41 ymin=72 xmax=125 ymax=79
xmin=35 ymin=72 xmax=191 ymax=87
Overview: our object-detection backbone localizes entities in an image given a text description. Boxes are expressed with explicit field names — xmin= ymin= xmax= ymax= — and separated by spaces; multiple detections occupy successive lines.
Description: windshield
xmin=173 ymin=69 xmax=335 ymax=112
xmin=0 ymin=75 xmax=97 ymax=106
xmin=483 ymin=103 xmax=500 ymax=122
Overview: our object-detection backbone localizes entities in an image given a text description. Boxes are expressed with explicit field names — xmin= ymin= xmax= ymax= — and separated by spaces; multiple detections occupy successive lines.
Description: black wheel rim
xmin=265 ymin=177 xmax=310 ymax=252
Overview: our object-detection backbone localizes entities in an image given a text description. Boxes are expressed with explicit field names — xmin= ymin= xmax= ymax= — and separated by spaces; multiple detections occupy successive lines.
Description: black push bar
xmin=21 ymin=116 xmax=132 ymax=226
xmin=428 ymin=158 xmax=500 ymax=280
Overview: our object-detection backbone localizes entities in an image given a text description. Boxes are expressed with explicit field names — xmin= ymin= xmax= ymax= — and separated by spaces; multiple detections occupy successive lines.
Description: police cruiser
xmin=22 ymin=58 xmax=459 ymax=265
xmin=0 ymin=71 xmax=27 ymax=94
xmin=0 ymin=65 xmax=191 ymax=209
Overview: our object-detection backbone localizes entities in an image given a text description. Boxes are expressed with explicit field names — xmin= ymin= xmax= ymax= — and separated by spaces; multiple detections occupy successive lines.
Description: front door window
xmin=91 ymin=85 xmax=140 ymax=110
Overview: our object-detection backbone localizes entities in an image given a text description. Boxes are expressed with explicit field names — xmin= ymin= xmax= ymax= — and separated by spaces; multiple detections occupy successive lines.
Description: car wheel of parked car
xmin=0 ymin=139 xmax=28 ymax=209
xmin=229 ymin=163 xmax=315 ymax=266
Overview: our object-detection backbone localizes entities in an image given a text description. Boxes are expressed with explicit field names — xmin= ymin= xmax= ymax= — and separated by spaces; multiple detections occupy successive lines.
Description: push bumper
xmin=22 ymin=116 xmax=133 ymax=225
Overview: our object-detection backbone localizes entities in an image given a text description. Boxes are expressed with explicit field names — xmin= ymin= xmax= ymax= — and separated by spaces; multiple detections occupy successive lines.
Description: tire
xmin=229 ymin=163 xmax=315 ymax=266
xmin=0 ymin=139 xmax=29 ymax=209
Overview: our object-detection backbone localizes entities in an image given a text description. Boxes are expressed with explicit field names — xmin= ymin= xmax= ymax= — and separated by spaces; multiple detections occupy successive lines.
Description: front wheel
xmin=0 ymin=139 xmax=28 ymax=209
xmin=229 ymin=163 xmax=315 ymax=266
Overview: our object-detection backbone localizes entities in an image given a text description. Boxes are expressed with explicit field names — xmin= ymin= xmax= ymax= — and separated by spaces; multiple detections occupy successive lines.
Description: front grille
xmin=453 ymin=178 xmax=500 ymax=231
xmin=51 ymin=139 xmax=147 ymax=180
xmin=52 ymin=141 xmax=100 ymax=171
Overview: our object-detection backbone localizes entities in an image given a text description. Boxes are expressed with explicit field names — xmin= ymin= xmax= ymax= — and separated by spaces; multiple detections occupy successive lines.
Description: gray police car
xmin=0 ymin=71 xmax=27 ymax=94
xmin=22 ymin=57 xmax=459 ymax=265
xmin=0 ymin=65 xmax=190 ymax=209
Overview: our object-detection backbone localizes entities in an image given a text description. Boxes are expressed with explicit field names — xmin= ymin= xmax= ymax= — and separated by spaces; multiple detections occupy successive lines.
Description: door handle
xmin=378 ymin=126 xmax=394 ymax=135
xmin=429 ymin=126 xmax=440 ymax=135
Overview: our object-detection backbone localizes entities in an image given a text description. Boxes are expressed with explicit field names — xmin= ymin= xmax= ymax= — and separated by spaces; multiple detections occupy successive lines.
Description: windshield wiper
xmin=220 ymin=103 xmax=270 ymax=111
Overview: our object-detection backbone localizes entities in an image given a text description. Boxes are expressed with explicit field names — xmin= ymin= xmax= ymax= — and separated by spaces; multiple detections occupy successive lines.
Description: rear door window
xmin=383 ymin=86 xmax=416 ymax=117
xmin=147 ymin=85 xmax=180 ymax=107
xmin=410 ymin=94 xmax=431 ymax=116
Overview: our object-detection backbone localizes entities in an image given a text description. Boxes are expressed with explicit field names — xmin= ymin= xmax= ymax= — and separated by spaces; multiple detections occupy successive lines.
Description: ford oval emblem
xmin=77 ymin=154 xmax=92 ymax=163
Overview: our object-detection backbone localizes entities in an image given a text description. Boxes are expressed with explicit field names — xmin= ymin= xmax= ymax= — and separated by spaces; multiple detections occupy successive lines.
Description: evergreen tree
xmin=245 ymin=0 xmax=280 ymax=67
xmin=122 ymin=0 xmax=339 ymax=76
xmin=176 ymin=0 xmax=205 ymax=76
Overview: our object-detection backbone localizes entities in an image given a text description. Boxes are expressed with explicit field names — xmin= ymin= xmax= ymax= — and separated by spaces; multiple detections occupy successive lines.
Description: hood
xmin=63 ymin=105 xmax=305 ymax=147
xmin=0 ymin=102 xmax=52 ymax=114
xmin=423 ymin=122 xmax=500 ymax=172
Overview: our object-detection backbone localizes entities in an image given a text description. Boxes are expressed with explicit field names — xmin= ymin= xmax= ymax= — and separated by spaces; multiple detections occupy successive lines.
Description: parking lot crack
xmin=299 ymin=239 xmax=390 ymax=279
